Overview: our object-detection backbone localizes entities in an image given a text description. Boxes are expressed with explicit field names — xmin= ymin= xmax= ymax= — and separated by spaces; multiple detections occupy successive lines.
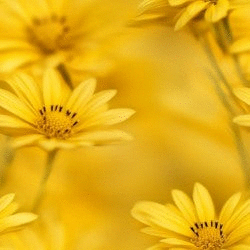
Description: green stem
xmin=57 ymin=63 xmax=73 ymax=89
xmin=32 ymin=150 xmax=58 ymax=211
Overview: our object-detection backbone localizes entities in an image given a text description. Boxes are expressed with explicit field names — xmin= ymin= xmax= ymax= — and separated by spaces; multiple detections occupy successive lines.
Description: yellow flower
xmin=134 ymin=0 xmax=248 ymax=30
xmin=0 ymin=69 xmax=135 ymax=151
xmin=0 ymin=0 xmax=115 ymax=75
xmin=0 ymin=193 xmax=37 ymax=235
xmin=233 ymin=87 xmax=250 ymax=126
xmin=132 ymin=183 xmax=250 ymax=249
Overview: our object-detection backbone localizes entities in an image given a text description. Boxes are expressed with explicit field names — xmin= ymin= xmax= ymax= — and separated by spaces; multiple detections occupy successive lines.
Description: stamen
xmin=36 ymin=105 xmax=79 ymax=139
xmin=190 ymin=220 xmax=226 ymax=250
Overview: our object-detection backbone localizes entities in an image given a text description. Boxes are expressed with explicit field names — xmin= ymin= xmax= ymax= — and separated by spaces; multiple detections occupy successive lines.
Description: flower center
xmin=29 ymin=14 xmax=71 ymax=53
xmin=190 ymin=221 xmax=226 ymax=250
xmin=35 ymin=105 xmax=79 ymax=139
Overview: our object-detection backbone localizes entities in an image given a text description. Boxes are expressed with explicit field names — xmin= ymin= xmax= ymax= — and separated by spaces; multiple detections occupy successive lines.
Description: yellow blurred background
xmin=0 ymin=0 xmax=247 ymax=249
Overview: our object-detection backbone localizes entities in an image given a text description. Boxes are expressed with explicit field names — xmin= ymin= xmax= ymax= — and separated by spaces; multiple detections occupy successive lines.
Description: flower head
xmin=0 ymin=0 xmax=115 ymax=75
xmin=132 ymin=183 xmax=250 ymax=249
xmin=0 ymin=193 xmax=37 ymax=235
xmin=0 ymin=69 xmax=135 ymax=151
xmin=134 ymin=0 xmax=249 ymax=30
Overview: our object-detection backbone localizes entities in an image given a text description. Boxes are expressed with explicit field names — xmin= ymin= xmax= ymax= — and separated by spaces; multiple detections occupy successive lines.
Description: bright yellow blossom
xmin=132 ymin=183 xmax=250 ymax=249
xmin=0 ymin=0 xmax=115 ymax=75
xmin=0 ymin=193 xmax=37 ymax=235
xmin=134 ymin=0 xmax=249 ymax=30
xmin=0 ymin=69 xmax=135 ymax=151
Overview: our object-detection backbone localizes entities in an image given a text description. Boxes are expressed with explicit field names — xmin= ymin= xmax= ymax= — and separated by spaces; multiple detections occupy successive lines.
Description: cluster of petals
xmin=132 ymin=183 xmax=250 ymax=249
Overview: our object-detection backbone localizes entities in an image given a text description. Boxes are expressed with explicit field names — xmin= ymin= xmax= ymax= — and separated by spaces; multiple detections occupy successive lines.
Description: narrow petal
xmin=0 ymin=89 xmax=36 ymax=123
xmin=0 ymin=115 xmax=33 ymax=129
xmin=0 ymin=213 xmax=38 ymax=233
xmin=66 ymin=78 xmax=96 ymax=112
xmin=0 ymin=51 xmax=40 ymax=73
xmin=193 ymin=183 xmax=215 ymax=222
xmin=12 ymin=134 xmax=45 ymax=148
xmin=7 ymin=73 xmax=42 ymax=112
xmin=205 ymin=0 xmax=229 ymax=22
xmin=161 ymin=237 xmax=194 ymax=247
xmin=78 ymin=109 xmax=135 ymax=130
xmin=131 ymin=201 xmax=192 ymax=237
xmin=0 ymin=194 xmax=15 ymax=214
xmin=172 ymin=189 xmax=197 ymax=225
xmin=42 ymin=68 xmax=64 ymax=107
xmin=72 ymin=130 xmax=133 ymax=145
xmin=234 ymin=88 xmax=250 ymax=105
xmin=175 ymin=1 xmax=209 ymax=30
xmin=168 ymin=0 xmax=193 ymax=6
xmin=223 ymin=199 xmax=250 ymax=234
xmin=78 ymin=89 xmax=117 ymax=117
xmin=230 ymin=39 xmax=250 ymax=54
xmin=229 ymin=245 xmax=250 ymax=250
xmin=141 ymin=227 xmax=176 ymax=238
xmin=219 ymin=193 xmax=241 ymax=224
xmin=233 ymin=115 xmax=250 ymax=126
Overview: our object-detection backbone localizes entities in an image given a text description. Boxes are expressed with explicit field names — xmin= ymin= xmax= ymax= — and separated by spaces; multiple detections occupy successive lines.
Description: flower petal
xmin=234 ymin=88 xmax=250 ymax=105
xmin=168 ymin=0 xmax=193 ymax=6
xmin=0 ymin=115 xmax=33 ymax=130
xmin=11 ymin=134 xmax=45 ymax=148
xmin=193 ymin=183 xmax=215 ymax=222
xmin=0 ymin=89 xmax=36 ymax=123
xmin=66 ymin=78 xmax=96 ymax=112
xmin=172 ymin=189 xmax=197 ymax=225
xmin=204 ymin=0 xmax=229 ymax=22
xmin=230 ymin=39 xmax=250 ymax=54
xmin=233 ymin=115 xmax=250 ymax=127
xmin=219 ymin=193 xmax=241 ymax=224
xmin=175 ymin=1 xmax=209 ymax=30
xmin=131 ymin=201 xmax=192 ymax=237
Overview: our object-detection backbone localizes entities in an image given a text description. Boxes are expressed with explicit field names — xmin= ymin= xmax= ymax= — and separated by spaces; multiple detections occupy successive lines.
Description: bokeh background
xmin=0 ymin=0 xmax=246 ymax=249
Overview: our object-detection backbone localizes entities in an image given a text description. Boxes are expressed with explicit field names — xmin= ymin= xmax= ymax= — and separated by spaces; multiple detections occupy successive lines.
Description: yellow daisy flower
xmin=233 ymin=87 xmax=250 ymax=126
xmin=0 ymin=69 xmax=135 ymax=151
xmin=0 ymin=193 xmax=37 ymax=235
xmin=0 ymin=0 xmax=114 ymax=75
xmin=132 ymin=183 xmax=250 ymax=249
xmin=134 ymin=0 xmax=248 ymax=31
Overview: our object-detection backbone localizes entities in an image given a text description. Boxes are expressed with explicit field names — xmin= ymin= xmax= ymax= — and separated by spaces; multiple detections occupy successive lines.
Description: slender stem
xmin=32 ymin=150 xmax=58 ymax=211
xmin=0 ymin=136 xmax=15 ymax=186
xmin=207 ymin=72 xmax=250 ymax=187
xmin=57 ymin=63 xmax=73 ymax=89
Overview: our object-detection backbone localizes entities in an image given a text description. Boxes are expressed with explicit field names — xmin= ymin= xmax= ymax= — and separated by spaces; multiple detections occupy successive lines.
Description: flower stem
xmin=32 ymin=150 xmax=58 ymax=211
xmin=57 ymin=63 xmax=73 ymax=89
xmin=0 ymin=136 xmax=15 ymax=186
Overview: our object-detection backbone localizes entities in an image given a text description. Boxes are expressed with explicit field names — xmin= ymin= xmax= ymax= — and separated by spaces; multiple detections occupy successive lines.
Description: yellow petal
xmin=131 ymin=201 xmax=192 ymax=237
xmin=78 ymin=89 xmax=117 ymax=117
xmin=12 ymin=134 xmax=45 ymax=148
xmin=193 ymin=183 xmax=215 ymax=222
xmin=0 ymin=212 xmax=37 ymax=233
xmin=66 ymin=78 xmax=96 ymax=112
xmin=7 ymin=73 xmax=42 ymax=112
xmin=234 ymin=87 xmax=250 ymax=105
xmin=233 ymin=115 xmax=250 ymax=126
xmin=0 ymin=115 xmax=33 ymax=129
xmin=0 ymin=89 xmax=36 ymax=124
xmin=161 ymin=237 xmax=194 ymax=246
xmin=230 ymin=39 xmax=250 ymax=54
xmin=42 ymin=68 xmax=65 ymax=107
xmin=175 ymin=1 xmax=209 ymax=30
xmin=72 ymin=130 xmax=133 ymax=145
xmin=0 ymin=194 xmax=15 ymax=214
xmin=168 ymin=0 xmax=193 ymax=6
xmin=172 ymin=189 xmax=197 ymax=224
xmin=205 ymin=0 xmax=229 ymax=22
xmin=219 ymin=193 xmax=241 ymax=224
xmin=0 ymin=202 xmax=19 ymax=220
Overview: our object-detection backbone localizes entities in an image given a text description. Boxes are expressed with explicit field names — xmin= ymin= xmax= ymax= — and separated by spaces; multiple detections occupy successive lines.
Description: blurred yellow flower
xmin=132 ymin=183 xmax=250 ymax=249
xmin=0 ymin=69 xmax=135 ymax=151
xmin=233 ymin=87 xmax=250 ymax=126
xmin=0 ymin=193 xmax=37 ymax=235
xmin=134 ymin=0 xmax=249 ymax=31
xmin=0 ymin=0 xmax=114 ymax=75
